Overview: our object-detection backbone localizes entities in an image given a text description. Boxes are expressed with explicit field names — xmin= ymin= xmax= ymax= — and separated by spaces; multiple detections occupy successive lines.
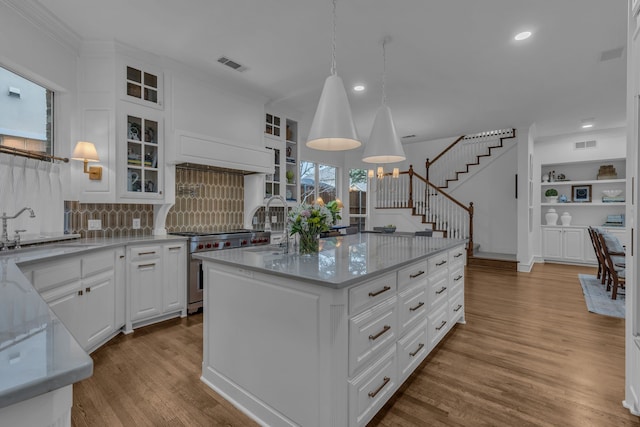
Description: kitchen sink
xmin=244 ymin=245 xmax=285 ymax=255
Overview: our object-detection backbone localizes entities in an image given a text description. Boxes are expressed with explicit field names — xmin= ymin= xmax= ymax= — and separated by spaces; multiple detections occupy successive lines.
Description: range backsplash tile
xmin=166 ymin=167 xmax=245 ymax=232
xmin=64 ymin=200 xmax=154 ymax=238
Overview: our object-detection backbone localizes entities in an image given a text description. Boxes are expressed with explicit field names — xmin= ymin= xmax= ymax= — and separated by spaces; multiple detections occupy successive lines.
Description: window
xmin=349 ymin=169 xmax=368 ymax=232
xmin=0 ymin=66 xmax=53 ymax=156
xmin=300 ymin=161 xmax=338 ymax=205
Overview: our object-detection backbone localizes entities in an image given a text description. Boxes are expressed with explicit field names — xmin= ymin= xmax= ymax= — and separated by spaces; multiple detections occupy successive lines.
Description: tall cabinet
xmin=264 ymin=112 xmax=299 ymax=203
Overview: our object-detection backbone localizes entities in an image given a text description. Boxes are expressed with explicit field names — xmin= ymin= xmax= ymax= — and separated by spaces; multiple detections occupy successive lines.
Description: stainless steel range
xmin=170 ymin=229 xmax=271 ymax=314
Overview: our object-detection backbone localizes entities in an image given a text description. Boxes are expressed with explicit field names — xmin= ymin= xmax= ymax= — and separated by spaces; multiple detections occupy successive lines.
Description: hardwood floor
xmin=72 ymin=263 xmax=639 ymax=426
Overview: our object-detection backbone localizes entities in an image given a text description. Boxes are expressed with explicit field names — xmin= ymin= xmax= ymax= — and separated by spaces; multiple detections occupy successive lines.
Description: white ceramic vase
xmin=560 ymin=212 xmax=572 ymax=226
xmin=545 ymin=208 xmax=558 ymax=225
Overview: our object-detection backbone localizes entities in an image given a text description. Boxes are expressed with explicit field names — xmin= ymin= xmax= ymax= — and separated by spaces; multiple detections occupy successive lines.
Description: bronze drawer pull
xmin=453 ymin=304 xmax=463 ymax=312
xmin=435 ymin=260 xmax=447 ymax=266
xmin=409 ymin=301 xmax=424 ymax=312
xmin=85 ymin=287 xmax=91 ymax=293
xmin=435 ymin=320 xmax=447 ymax=331
xmin=139 ymin=251 xmax=156 ymax=256
xmin=119 ymin=255 xmax=125 ymax=259
xmin=138 ymin=263 xmax=156 ymax=269
xmin=454 ymin=275 xmax=463 ymax=281
xmin=436 ymin=286 xmax=447 ymax=295
xmin=368 ymin=286 xmax=391 ymax=298
xmin=453 ymin=253 xmax=463 ymax=258
xmin=368 ymin=376 xmax=390 ymax=398
xmin=369 ymin=325 xmax=391 ymax=341
xmin=168 ymin=246 xmax=182 ymax=250
xmin=78 ymin=290 xmax=83 ymax=296
xmin=409 ymin=270 xmax=425 ymax=279
xmin=409 ymin=343 xmax=424 ymax=357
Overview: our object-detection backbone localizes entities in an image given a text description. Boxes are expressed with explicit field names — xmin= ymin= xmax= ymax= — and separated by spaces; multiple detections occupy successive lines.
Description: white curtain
xmin=0 ymin=153 xmax=64 ymax=236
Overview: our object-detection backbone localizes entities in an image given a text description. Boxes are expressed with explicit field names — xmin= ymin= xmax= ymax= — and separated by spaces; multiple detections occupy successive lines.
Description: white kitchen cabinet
xmin=21 ymin=249 xmax=119 ymax=353
xmin=120 ymin=106 xmax=164 ymax=201
xmin=123 ymin=62 xmax=163 ymax=109
xmin=127 ymin=242 xmax=187 ymax=331
xmin=542 ymin=227 xmax=584 ymax=262
xmin=162 ymin=242 xmax=187 ymax=313
xmin=263 ymin=112 xmax=299 ymax=203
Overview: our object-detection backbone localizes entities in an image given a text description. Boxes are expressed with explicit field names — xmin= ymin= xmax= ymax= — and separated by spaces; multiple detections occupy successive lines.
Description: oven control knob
xmin=251 ymin=239 xmax=257 ymax=244
xmin=262 ymin=238 xmax=269 ymax=243
xmin=225 ymin=241 xmax=231 ymax=247
xmin=241 ymin=240 xmax=247 ymax=245
xmin=198 ymin=244 xmax=204 ymax=250
xmin=206 ymin=243 xmax=212 ymax=248
xmin=213 ymin=242 xmax=220 ymax=248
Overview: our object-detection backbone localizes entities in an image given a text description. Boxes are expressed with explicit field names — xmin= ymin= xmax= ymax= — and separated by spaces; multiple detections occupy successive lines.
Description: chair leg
xmin=611 ymin=277 xmax=618 ymax=300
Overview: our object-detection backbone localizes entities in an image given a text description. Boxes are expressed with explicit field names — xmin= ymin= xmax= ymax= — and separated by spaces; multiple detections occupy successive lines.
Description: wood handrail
xmin=411 ymin=169 xmax=471 ymax=213
xmin=426 ymin=135 xmax=465 ymax=167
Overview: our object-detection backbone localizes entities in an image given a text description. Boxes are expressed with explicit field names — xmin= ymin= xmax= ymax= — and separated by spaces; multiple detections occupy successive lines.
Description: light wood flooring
xmin=72 ymin=263 xmax=640 ymax=426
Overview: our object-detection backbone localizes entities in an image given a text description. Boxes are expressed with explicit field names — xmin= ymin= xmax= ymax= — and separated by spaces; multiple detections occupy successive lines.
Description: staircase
xmin=374 ymin=128 xmax=517 ymax=266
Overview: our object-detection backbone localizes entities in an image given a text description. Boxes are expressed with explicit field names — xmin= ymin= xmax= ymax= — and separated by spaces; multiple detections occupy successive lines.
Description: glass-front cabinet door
xmin=121 ymin=108 xmax=163 ymax=201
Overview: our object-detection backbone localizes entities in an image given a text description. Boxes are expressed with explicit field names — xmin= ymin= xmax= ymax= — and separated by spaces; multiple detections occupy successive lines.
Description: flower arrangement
xmin=288 ymin=202 xmax=333 ymax=255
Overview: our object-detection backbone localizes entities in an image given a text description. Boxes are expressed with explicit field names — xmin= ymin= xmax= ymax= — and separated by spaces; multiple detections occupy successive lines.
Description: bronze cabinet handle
xmin=436 ymin=260 xmax=447 ymax=266
xmin=410 ymin=343 xmax=425 ymax=357
xmin=85 ymin=287 xmax=91 ymax=293
xmin=454 ymin=253 xmax=463 ymax=258
xmin=368 ymin=286 xmax=391 ymax=298
xmin=369 ymin=325 xmax=391 ymax=341
xmin=138 ymin=263 xmax=156 ymax=269
xmin=368 ymin=376 xmax=391 ymax=398
xmin=139 ymin=251 xmax=156 ymax=256
xmin=409 ymin=270 xmax=425 ymax=279
xmin=78 ymin=290 xmax=83 ymax=296
xmin=435 ymin=320 xmax=447 ymax=331
xmin=409 ymin=301 xmax=425 ymax=312
xmin=454 ymin=275 xmax=463 ymax=281
xmin=168 ymin=246 xmax=182 ymax=251
xmin=453 ymin=304 xmax=463 ymax=312
xmin=436 ymin=287 xmax=447 ymax=295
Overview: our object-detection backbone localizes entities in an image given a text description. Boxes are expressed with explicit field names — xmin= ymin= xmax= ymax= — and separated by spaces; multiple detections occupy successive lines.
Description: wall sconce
xmin=377 ymin=166 xmax=384 ymax=179
xmin=367 ymin=169 xmax=374 ymax=179
xmin=72 ymin=141 xmax=102 ymax=180
xmin=392 ymin=168 xmax=400 ymax=178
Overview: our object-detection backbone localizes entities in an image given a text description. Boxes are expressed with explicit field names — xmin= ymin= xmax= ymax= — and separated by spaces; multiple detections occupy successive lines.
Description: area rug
xmin=578 ymin=274 xmax=625 ymax=319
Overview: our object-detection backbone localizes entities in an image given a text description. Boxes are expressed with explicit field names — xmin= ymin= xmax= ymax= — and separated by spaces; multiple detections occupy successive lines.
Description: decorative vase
xmin=560 ymin=212 xmax=572 ymax=226
xmin=542 ymin=174 xmax=549 ymax=182
xmin=299 ymin=233 xmax=320 ymax=255
xmin=545 ymin=208 xmax=558 ymax=225
xmin=545 ymin=196 xmax=558 ymax=203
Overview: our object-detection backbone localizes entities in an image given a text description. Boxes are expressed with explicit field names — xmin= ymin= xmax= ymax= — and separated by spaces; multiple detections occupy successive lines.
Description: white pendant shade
xmin=362 ymin=104 xmax=405 ymax=163
xmin=306 ymin=75 xmax=361 ymax=151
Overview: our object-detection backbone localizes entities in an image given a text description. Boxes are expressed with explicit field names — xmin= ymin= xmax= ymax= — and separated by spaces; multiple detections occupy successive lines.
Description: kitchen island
xmin=195 ymin=233 xmax=467 ymax=427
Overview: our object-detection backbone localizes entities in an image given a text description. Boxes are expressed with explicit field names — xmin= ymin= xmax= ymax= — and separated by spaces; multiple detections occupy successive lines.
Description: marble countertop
xmin=195 ymin=233 xmax=466 ymax=288
xmin=0 ymin=234 xmax=188 ymax=409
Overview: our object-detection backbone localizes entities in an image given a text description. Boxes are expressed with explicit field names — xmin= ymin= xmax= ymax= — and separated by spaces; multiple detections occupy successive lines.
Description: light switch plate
xmin=88 ymin=219 xmax=101 ymax=230
xmin=132 ymin=218 xmax=141 ymax=229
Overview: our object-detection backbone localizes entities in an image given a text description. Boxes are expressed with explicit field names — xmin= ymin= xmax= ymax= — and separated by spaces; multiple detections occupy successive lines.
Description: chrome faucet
xmin=264 ymin=195 xmax=289 ymax=254
xmin=1 ymin=207 xmax=35 ymax=250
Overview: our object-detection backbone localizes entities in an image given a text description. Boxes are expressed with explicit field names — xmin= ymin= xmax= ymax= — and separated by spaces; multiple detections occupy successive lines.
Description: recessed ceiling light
xmin=353 ymin=85 xmax=365 ymax=92
xmin=514 ymin=31 xmax=532 ymax=41
xmin=581 ymin=123 xmax=594 ymax=129
xmin=581 ymin=118 xmax=595 ymax=129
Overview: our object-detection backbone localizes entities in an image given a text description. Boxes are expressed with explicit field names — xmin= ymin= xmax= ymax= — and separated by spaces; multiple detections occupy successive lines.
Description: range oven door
xmin=188 ymin=255 xmax=204 ymax=314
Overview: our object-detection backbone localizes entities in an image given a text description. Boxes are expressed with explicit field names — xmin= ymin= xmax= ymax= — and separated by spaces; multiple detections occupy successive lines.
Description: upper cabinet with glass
xmin=124 ymin=64 xmax=163 ymax=109
xmin=263 ymin=112 xmax=299 ymax=202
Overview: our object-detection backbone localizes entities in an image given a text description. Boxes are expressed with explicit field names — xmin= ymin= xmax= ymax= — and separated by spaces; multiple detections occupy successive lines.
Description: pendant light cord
xmin=382 ymin=38 xmax=387 ymax=105
xmin=331 ymin=0 xmax=337 ymax=76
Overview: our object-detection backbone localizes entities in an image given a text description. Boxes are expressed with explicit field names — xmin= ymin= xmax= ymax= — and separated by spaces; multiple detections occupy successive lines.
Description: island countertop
xmin=194 ymin=233 xmax=467 ymax=288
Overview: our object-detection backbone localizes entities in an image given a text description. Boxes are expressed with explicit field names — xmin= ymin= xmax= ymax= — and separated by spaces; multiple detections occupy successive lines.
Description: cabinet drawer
xmin=397 ymin=260 xmax=427 ymax=291
xmin=129 ymin=245 xmax=161 ymax=260
xmin=82 ymin=250 xmax=114 ymax=277
xmin=31 ymin=258 xmax=81 ymax=292
xmin=427 ymin=305 xmax=449 ymax=351
xmin=449 ymin=290 xmax=464 ymax=324
xmin=427 ymin=251 xmax=449 ymax=274
xmin=397 ymin=320 xmax=428 ymax=382
xmin=398 ymin=284 xmax=427 ymax=336
xmin=448 ymin=246 xmax=466 ymax=265
xmin=349 ymin=272 xmax=396 ymax=315
xmin=349 ymin=296 xmax=397 ymax=376
xmin=449 ymin=264 xmax=464 ymax=296
xmin=349 ymin=346 xmax=397 ymax=427
xmin=427 ymin=271 xmax=448 ymax=312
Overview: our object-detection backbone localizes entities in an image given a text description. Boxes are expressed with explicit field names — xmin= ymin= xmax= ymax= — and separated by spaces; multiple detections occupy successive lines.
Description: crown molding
xmin=2 ymin=0 xmax=81 ymax=53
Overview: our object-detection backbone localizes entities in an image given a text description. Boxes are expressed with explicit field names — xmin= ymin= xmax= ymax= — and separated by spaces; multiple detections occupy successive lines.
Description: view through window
xmin=349 ymin=169 xmax=368 ymax=231
xmin=300 ymin=161 xmax=337 ymax=205
xmin=0 ymin=66 xmax=54 ymax=156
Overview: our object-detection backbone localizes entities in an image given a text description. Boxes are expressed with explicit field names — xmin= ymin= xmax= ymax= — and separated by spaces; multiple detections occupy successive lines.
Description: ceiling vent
xmin=574 ymin=140 xmax=597 ymax=150
xmin=599 ymin=47 xmax=624 ymax=62
xmin=217 ymin=56 xmax=247 ymax=72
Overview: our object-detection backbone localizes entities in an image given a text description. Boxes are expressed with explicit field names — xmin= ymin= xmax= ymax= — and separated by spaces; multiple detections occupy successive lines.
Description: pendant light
xmin=306 ymin=0 xmax=361 ymax=151
xmin=362 ymin=37 xmax=406 ymax=164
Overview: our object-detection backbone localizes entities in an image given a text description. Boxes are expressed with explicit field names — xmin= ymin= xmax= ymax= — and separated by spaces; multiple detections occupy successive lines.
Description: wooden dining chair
xmin=587 ymin=227 xmax=605 ymax=282
xmin=597 ymin=232 xmax=626 ymax=300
